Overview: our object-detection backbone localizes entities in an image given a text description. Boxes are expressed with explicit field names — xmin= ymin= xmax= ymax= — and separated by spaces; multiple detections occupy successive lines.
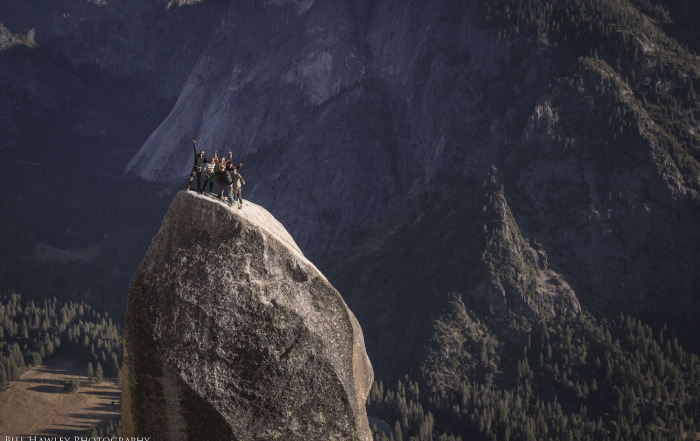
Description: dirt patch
xmin=0 ymin=356 xmax=120 ymax=437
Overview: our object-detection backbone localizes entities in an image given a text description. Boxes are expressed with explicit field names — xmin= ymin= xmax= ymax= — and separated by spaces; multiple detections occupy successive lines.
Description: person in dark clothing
xmin=224 ymin=166 xmax=235 ymax=205
xmin=186 ymin=139 xmax=207 ymax=192
xmin=223 ymin=160 xmax=237 ymax=206
xmin=215 ymin=156 xmax=231 ymax=201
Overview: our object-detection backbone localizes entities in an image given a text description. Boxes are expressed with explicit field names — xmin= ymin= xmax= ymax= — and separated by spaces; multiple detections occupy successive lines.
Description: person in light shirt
xmin=231 ymin=165 xmax=245 ymax=209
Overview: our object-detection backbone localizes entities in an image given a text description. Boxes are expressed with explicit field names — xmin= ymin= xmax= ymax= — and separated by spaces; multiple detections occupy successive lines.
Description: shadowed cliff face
xmin=0 ymin=0 xmax=226 ymax=168
xmin=122 ymin=191 xmax=373 ymax=441
xmin=121 ymin=0 xmax=699 ymax=330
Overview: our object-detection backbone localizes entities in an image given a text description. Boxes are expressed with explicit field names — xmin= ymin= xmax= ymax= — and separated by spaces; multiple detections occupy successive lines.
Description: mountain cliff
xmin=117 ymin=0 xmax=699 ymax=364
xmin=122 ymin=191 xmax=373 ymax=441
xmin=3 ymin=0 xmax=698 ymax=379
xmin=2 ymin=0 xmax=700 ymax=439
xmin=2 ymin=0 xmax=699 ymax=418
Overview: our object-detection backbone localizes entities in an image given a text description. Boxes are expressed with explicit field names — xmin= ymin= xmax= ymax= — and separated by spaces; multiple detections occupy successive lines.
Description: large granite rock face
xmin=122 ymin=191 xmax=373 ymax=441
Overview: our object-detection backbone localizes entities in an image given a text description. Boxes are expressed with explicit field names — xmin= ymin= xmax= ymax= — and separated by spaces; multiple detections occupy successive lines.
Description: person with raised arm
xmin=186 ymin=139 xmax=206 ymax=192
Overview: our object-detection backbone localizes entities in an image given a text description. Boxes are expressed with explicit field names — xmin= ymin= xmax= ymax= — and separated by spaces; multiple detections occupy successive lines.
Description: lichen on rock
xmin=122 ymin=191 xmax=373 ymax=441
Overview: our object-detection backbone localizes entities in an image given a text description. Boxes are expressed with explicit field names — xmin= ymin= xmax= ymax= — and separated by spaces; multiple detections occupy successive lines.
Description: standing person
xmin=202 ymin=150 xmax=217 ymax=195
xmin=231 ymin=166 xmax=246 ymax=209
xmin=223 ymin=160 xmax=235 ymax=206
xmin=215 ymin=155 xmax=227 ymax=200
xmin=225 ymin=147 xmax=243 ymax=173
xmin=225 ymin=150 xmax=243 ymax=172
xmin=215 ymin=155 xmax=233 ymax=203
xmin=186 ymin=140 xmax=206 ymax=192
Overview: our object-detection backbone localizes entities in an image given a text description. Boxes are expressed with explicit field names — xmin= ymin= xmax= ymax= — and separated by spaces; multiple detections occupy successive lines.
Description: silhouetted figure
xmin=187 ymin=140 xmax=206 ymax=192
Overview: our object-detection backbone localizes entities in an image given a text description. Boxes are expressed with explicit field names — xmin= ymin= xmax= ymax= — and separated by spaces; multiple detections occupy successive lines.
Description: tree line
xmin=368 ymin=307 xmax=699 ymax=441
xmin=0 ymin=292 xmax=122 ymax=386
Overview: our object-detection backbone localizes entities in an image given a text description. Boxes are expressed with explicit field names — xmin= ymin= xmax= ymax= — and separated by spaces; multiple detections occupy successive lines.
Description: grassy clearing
xmin=0 ymin=355 xmax=119 ymax=437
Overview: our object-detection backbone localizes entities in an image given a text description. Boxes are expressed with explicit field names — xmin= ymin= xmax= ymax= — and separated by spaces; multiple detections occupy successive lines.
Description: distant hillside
xmin=368 ymin=300 xmax=700 ymax=441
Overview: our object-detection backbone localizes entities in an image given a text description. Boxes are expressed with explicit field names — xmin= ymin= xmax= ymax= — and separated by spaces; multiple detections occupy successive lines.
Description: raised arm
xmin=192 ymin=140 xmax=197 ymax=157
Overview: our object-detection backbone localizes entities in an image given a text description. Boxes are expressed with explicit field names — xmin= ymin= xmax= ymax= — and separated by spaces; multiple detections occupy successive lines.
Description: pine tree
xmin=63 ymin=378 xmax=80 ymax=393
xmin=87 ymin=362 xmax=94 ymax=385
xmin=394 ymin=421 xmax=404 ymax=441
xmin=0 ymin=363 xmax=7 ymax=386
xmin=20 ymin=318 xmax=28 ymax=339
xmin=110 ymin=353 xmax=120 ymax=377
xmin=480 ymin=340 xmax=489 ymax=365
xmin=96 ymin=362 xmax=104 ymax=383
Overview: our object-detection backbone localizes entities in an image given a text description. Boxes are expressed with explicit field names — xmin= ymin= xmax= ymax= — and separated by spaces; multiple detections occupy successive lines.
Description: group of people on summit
xmin=186 ymin=140 xmax=246 ymax=209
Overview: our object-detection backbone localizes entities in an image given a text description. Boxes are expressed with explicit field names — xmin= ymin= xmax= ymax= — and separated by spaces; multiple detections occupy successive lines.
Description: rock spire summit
xmin=122 ymin=191 xmax=373 ymax=441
